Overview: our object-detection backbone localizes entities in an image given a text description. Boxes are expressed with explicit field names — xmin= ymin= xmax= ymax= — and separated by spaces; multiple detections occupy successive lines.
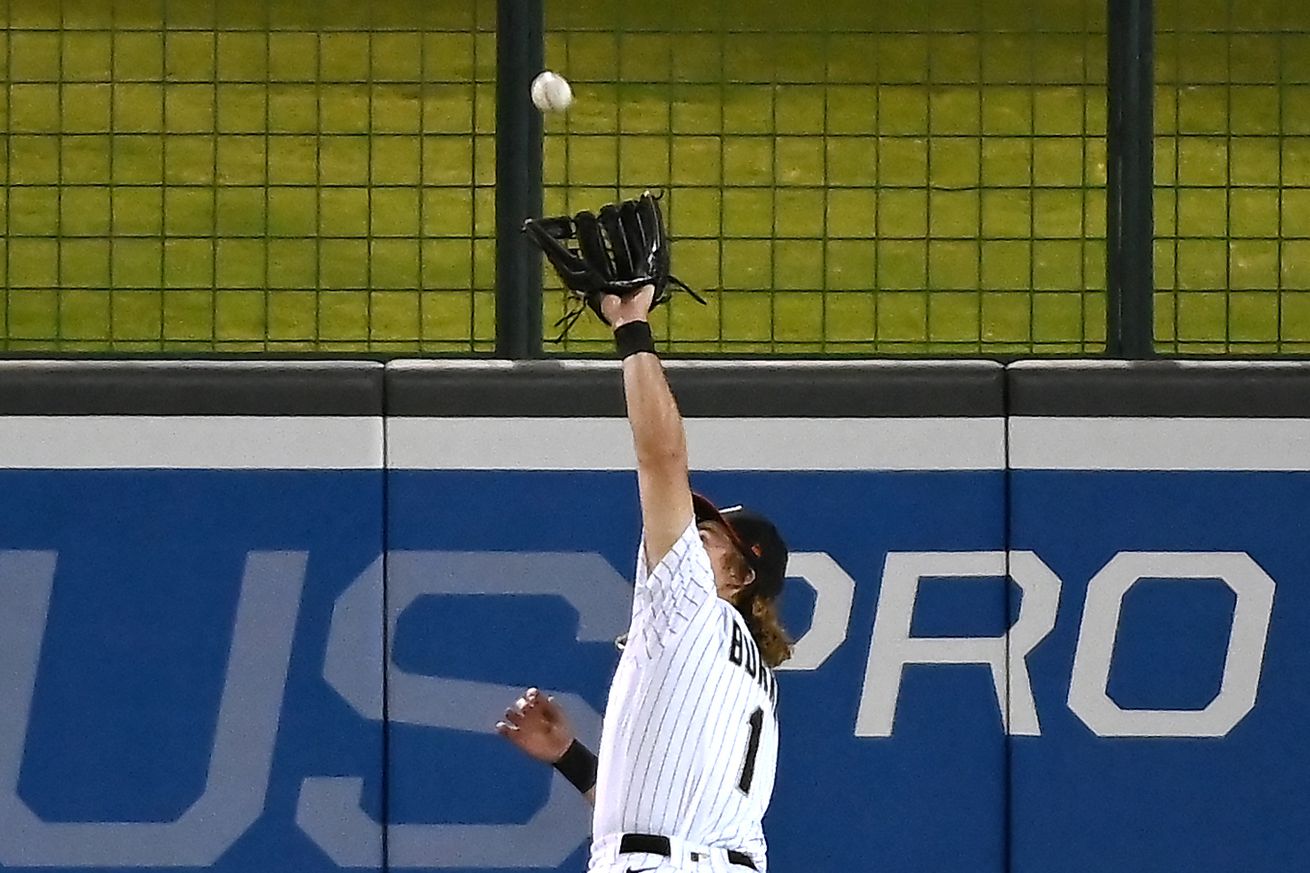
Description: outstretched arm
xmin=496 ymin=688 xmax=596 ymax=806
xmin=601 ymin=286 xmax=694 ymax=569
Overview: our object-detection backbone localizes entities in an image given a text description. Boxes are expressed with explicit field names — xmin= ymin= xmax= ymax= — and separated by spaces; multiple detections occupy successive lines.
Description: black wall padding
xmin=0 ymin=361 xmax=384 ymax=416
xmin=386 ymin=360 xmax=1005 ymax=418
xmin=1008 ymin=361 xmax=1310 ymax=417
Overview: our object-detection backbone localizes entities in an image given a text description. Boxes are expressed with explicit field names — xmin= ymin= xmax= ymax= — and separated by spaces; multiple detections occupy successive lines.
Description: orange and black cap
xmin=692 ymin=493 xmax=788 ymax=601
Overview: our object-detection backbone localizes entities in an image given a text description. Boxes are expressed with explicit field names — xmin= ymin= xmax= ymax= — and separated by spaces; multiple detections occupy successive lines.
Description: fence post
xmin=1106 ymin=0 xmax=1155 ymax=358
xmin=495 ymin=0 xmax=544 ymax=359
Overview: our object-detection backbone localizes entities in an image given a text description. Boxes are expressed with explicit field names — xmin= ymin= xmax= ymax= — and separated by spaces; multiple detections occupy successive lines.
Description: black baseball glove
xmin=522 ymin=191 xmax=705 ymax=337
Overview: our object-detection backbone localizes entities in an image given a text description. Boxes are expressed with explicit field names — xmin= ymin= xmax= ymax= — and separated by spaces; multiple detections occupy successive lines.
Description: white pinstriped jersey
xmin=591 ymin=520 xmax=779 ymax=872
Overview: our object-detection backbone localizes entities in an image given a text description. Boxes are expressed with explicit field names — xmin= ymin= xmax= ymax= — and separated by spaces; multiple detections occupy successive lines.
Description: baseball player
xmin=498 ymin=194 xmax=792 ymax=873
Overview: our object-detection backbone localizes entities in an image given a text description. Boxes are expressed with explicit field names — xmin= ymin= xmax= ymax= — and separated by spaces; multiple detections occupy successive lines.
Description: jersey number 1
xmin=737 ymin=707 xmax=764 ymax=794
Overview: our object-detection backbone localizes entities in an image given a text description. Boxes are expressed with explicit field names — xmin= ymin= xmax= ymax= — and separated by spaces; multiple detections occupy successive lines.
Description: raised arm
xmin=601 ymin=286 xmax=694 ymax=570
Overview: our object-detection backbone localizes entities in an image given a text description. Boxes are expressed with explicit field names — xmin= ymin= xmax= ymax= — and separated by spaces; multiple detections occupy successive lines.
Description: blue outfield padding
xmin=0 ymin=470 xmax=386 ymax=872
xmin=1008 ymin=469 xmax=1309 ymax=872
xmin=1006 ymin=362 xmax=1310 ymax=873
xmin=5 ymin=359 xmax=1308 ymax=873
xmin=383 ymin=361 xmax=1008 ymax=873
xmin=0 ymin=362 xmax=386 ymax=873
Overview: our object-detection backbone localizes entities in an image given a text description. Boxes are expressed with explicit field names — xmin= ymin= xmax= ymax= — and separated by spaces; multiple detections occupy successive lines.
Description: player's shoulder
xmin=713 ymin=596 xmax=749 ymax=636
xmin=640 ymin=517 xmax=711 ymax=579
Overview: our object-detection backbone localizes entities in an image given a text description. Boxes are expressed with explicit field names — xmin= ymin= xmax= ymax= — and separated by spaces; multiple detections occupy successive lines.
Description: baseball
xmin=530 ymin=70 xmax=573 ymax=112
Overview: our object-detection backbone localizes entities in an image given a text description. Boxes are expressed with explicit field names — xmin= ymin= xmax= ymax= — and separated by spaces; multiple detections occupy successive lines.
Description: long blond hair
xmin=738 ymin=590 xmax=792 ymax=668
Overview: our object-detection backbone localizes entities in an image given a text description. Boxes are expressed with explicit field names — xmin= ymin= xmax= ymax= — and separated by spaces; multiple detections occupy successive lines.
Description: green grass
xmin=2 ymin=0 xmax=1309 ymax=354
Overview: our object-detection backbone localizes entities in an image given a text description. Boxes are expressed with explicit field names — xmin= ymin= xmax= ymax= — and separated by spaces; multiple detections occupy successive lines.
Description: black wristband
xmin=614 ymin=320 xmax=656 ymax=359
xmin=552 ymin=738 xmax=598 ymax=794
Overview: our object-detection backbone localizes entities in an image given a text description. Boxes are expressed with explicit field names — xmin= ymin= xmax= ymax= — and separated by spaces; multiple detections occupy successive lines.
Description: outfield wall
xmin=0 ymin=360 xmax=1306 ymax=873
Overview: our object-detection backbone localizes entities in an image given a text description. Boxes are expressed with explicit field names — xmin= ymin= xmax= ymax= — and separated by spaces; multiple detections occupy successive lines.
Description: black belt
xmin=619 ymin=833 xmax=757 ymax=870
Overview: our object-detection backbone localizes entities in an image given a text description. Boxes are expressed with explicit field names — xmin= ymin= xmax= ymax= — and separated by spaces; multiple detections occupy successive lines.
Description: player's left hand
xmin=601 ymin=282 xmax=655 ymax=326
xmin=495 ymin=687 xmax=576 ymax=764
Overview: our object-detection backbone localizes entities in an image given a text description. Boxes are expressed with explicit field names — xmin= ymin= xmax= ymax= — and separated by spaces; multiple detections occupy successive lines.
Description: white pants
xmin=588 ymin=833 xmax=762 ymax=873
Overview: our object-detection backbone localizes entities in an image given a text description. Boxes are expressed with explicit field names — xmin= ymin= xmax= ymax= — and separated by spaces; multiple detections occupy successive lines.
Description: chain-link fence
xmin=1154 ymin=0 xmax=1310 ymax=353
xmin=544 ymin=0 xmax=1108 ymax=355
xmin=2 ymin=0 xmax=494 ymax=353
xmin=2 ymin=0 xmax=1307 ymax=355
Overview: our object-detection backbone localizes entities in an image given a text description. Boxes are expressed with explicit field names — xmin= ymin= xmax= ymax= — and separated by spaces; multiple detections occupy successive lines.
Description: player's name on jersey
xmin=729 ymin=619 xmax=777 ymax=707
